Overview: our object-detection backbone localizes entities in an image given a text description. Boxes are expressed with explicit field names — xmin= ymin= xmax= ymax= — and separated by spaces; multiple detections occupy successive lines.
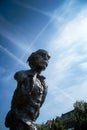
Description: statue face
xmin=34 ymin=51 xmax=50 ymax=71
xmin=28 ymin=49 xmax=51 ymax=71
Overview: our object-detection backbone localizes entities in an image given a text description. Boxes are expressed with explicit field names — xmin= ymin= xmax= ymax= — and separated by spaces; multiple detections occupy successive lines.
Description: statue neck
xmin=31 ymin=68 xmax=42 ymax=75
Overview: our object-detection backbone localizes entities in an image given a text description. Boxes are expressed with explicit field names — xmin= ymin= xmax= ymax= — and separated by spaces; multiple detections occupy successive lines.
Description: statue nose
xmin=44 ymin=55 xmax=49 ymax=60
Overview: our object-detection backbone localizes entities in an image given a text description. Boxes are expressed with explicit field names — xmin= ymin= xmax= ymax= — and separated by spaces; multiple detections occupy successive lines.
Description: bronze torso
xmin=11 ymin=69 xmax=48 ymax=123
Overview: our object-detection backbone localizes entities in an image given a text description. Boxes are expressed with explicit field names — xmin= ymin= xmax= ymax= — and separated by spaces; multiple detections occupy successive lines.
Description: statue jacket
xmin=9 ymin=69 xmax=48 ymax=123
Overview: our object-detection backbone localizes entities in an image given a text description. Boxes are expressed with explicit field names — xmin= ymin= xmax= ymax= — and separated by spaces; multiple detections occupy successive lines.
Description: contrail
xmin=0 ymin=16 xmax=29 ymax=51
xmin=14 ymin=0 xmax=51 ymax=17
xmin=58 ymin=87 xmax=75 ymax=101
xmin=0 ymin=45 xmax=26 ymax=67
xmin=21 ymin=18 xmax=54 ymax=59
xmin=17 ymin=0 xmax=74 ymax=59
xmin=12 ymin=0 xmax=53 ymax=59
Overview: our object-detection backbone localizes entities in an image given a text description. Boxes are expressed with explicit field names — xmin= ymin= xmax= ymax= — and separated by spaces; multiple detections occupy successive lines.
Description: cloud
xmin=1 ymin=0 xmax=87 ymax=125
xmin=21 ymin=18 xmax=53 ymax=58
xmin=0 ymin=16 xmax=33 ymax=53
xmin=66 ymin=80 xmax=87 ymax=101
xmin=0 ymin=45 xmax=26 ymax=67
xmin=14 ymin=0 xmax=51 ymax=17
xmin=49 ymin=8 xmax=87 ymax=50
xmin=40 ymin=2 xmax=87 ymax=121
xmin=80 ymin=62 xmax=87 ymax=70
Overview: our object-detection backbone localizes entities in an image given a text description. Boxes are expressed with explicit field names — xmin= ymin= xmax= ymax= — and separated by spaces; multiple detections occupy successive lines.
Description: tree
xmin=73 ymin=100 xmax=87 ymax=130
xmin=37 ymin=124 xmax=48 ymax=130
xmin=51 ymin=117 xmax=66 ymax=130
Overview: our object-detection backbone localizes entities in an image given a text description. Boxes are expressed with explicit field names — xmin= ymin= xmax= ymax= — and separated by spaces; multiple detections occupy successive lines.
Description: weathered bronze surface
xmin=5 ymin=49 xmax=50 ymax=130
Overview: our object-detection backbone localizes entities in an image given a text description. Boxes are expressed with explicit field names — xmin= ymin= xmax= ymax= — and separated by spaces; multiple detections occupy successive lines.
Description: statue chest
xmin=31 ymin=78 xmax=44 ymax=96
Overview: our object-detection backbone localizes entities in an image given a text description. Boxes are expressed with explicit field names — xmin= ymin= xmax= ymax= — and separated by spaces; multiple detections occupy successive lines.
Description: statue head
xmin=27 ymin=49 xmax=51 ymax=72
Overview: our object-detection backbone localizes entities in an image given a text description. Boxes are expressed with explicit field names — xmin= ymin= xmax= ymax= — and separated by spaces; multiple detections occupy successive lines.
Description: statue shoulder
xmin=14 ymin=70 xmax=34 ymax=81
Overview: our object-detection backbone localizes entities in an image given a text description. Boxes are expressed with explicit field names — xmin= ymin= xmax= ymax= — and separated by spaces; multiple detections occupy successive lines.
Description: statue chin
xmin=36 ymin=64 xmax=47 ymax=71
xmin=41 ymin=66 xmax=47 ymax=71
xmin=39 ymin=62 xmax=48 ymax=70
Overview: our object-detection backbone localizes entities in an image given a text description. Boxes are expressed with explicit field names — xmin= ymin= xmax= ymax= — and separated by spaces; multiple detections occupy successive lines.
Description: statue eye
xmin=41 ymin=53 xmax=46 ymax=57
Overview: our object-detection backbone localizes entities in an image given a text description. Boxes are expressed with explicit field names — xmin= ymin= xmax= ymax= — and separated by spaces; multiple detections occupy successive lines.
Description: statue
xmin=5 ymin=49 xmax=51 ymax=130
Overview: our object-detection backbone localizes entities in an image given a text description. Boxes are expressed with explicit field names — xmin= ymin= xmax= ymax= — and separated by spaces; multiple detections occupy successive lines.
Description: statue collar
xmin=27 ymin=69 xmax=46 ymax=80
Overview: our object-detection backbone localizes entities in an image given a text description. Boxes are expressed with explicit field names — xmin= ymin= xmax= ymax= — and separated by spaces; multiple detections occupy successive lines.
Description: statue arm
xmin=12 ymin=71 xmax=34 ymax=106
xmin=14 ymin=71 xmax=27 ymax=82
xmin=14 ymin=71 xmax=34 ymax=92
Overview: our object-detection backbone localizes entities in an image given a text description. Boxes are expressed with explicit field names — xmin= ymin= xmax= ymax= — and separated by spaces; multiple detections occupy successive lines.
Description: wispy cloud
xmin=21 ymin=18 xmax=54 ymax=59
xmin=40 ymin=1 xmax=87 ymax=121
xmin=1 ymin=0 xmax=87 ymax=125
xmin=14 ymin=0 xmax=51 ymax=17
xmin=0 ymin=45 xmax=26 ymax=67
xmin=0 ymin=16 xmax=31 ymax=52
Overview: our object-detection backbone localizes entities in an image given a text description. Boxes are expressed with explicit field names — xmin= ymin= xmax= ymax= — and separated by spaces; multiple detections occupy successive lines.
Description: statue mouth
xmin=41 ymin=61 xmax=48 ymax=67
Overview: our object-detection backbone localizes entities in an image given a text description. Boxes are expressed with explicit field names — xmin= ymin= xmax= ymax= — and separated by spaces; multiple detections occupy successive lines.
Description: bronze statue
xmin=5 ymin=49 xmax=51 ymax=130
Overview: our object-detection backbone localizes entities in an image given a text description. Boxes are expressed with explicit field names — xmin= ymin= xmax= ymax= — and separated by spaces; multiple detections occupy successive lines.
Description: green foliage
xmin=38 ymin=100 xmax=87 ymax=130
xmin=37 ymin=117 xmax=66 ymax=130
xmin=37 ymin=124 xmax=48 ymax=130
xmin=73 ymin=100 xmax=87 ymax=130
xmin=51 ymin=117 xmax=66 ymax=130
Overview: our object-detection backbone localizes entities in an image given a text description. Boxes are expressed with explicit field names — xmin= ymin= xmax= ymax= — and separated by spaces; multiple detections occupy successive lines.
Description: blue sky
xmin=1 ymin=0 xmax=87 ymax=129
